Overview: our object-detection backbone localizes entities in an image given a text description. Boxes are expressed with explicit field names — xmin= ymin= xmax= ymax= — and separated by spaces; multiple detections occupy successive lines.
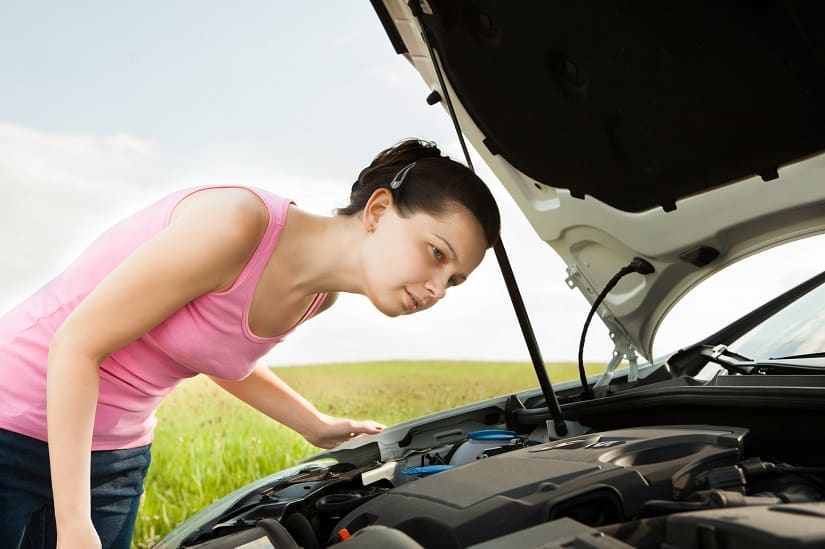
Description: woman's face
xmin=361 ymin=195 xmax=488 ymax=317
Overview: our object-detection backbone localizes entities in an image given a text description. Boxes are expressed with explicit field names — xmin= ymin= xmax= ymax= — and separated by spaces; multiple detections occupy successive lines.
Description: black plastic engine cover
xmin=334 ymin=426 xmax=748 ymax=548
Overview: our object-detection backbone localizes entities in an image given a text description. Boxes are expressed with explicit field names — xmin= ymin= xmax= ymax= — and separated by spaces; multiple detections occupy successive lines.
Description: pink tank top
xmin=0 ymin=186 xmax=326 ymax=450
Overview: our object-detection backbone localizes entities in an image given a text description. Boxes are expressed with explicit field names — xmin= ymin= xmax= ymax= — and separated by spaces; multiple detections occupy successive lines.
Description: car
xmin=155 ymin=2 xmax=825 ymax=548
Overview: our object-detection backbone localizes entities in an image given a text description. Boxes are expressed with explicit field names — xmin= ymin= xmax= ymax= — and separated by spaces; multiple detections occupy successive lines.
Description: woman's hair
xmin=337 ymin=139 xmax=501 ymax=248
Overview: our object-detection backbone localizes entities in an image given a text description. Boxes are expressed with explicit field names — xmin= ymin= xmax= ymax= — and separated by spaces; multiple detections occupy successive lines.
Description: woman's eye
xmin=431 ymin=246 xmax=444 ymax=261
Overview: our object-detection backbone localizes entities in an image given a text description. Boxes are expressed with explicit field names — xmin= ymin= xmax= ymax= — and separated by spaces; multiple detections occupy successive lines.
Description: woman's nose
xmin=425 ymin=277 xmax=447 ymax=300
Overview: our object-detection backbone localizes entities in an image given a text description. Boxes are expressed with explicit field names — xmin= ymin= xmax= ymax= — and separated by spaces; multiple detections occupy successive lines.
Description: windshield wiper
xmin=751 ymin=362 xmax=825 ymax=374
xmin=769 ymin=352 xmax=825 ymax=360
xmin=698 ymin=344 xmax=755 ymax=374
xmin=698 ymin=345 xmax=825 ymax=375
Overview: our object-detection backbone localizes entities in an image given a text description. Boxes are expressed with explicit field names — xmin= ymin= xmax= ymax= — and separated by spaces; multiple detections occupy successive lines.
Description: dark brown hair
xmin=337 ymin=139 xmax=500 ymax=248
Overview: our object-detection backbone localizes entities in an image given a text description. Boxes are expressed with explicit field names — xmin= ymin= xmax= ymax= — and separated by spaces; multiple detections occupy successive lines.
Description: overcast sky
xmin=1 ymin=3 xmax=823 ymax=369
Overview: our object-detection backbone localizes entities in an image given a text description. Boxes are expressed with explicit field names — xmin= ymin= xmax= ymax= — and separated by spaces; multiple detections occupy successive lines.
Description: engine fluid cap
xmin=467 ymin=429 xmax=517 ymax=441
xmin=402 ymin=465 xmax=455 ymax=476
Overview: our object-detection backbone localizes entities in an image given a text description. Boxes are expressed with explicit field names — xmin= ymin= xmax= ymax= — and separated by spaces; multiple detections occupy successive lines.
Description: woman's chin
xmin=368 ymin=297 xmax=404 ymax=318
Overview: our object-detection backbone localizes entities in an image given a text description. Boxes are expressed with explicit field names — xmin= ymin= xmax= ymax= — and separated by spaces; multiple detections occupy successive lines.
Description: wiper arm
xmin=698 ymin=345 xmax=825 ymax=375
xmin=752 ymin=361 xmax=825 ymax=374
xmin=701 ymin=344 xmax=753 ymax=363
xmin=698 ymin=344 xmax=755 ymax=375
xmin=769 ymin=352 xmax=825 ymax=360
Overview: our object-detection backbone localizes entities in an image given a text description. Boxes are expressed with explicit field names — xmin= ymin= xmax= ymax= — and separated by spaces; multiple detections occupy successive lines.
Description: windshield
xmin=729 ymin=281 xmax=825 ymax=361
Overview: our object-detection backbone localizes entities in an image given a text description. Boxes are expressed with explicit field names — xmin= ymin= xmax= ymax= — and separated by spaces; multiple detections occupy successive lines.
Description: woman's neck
xmin=268 ymin=206 xmax=366 ymax=296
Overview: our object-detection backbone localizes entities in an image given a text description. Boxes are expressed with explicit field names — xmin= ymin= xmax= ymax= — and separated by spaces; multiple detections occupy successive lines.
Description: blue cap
xmin=401 ymin=465 xmax=454 ymax=476
xmin=466 ymin=429 xmax=517 ymax=441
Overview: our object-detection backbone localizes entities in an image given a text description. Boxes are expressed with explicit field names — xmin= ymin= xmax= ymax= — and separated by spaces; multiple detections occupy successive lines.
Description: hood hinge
xmin=565 ymin=265 xmax=640 ymax=397
xmin=592 ymin=335 xmax=639 ymax=397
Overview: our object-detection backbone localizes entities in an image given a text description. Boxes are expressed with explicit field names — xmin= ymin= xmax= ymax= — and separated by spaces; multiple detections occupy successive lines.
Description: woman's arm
xmin=211 ymin=365 xmax=383 ymax=449
xmin=47 ymin=188 xmax=269 ymax=547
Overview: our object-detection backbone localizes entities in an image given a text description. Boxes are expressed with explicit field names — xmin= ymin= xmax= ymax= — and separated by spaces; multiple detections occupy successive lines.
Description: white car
xmin=156 ymin=2 xmax=825 ymax=547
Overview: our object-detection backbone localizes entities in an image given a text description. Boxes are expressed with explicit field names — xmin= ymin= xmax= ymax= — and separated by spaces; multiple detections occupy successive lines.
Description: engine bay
xmin=174 ymin=418 xmax=825 ymax=549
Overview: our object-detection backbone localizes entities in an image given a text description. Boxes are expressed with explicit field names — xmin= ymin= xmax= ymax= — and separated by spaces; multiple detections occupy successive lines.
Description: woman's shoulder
xmin=166 ymin=188 xmax=271 ymax=286
xmin=172 ymin=187 xmax=270 ymax=238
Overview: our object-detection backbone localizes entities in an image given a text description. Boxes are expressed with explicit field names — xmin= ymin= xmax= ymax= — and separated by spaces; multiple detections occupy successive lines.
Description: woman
xmin=0 ymin=138 xmax=501 ymax=548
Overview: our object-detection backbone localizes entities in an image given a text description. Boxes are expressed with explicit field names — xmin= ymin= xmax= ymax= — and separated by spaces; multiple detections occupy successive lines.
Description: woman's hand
xmin=56 ymin=517 xmax=101 ymax=549
xmin=305 ymin=414 xmax=385 ymax=449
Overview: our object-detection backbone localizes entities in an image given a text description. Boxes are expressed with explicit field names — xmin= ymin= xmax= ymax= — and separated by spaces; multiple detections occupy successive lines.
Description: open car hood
xmin=374 ymin=1 xmax=825 ymax=359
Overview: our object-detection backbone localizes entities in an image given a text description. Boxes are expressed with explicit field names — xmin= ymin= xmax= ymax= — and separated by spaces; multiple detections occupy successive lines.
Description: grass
xmin=133 ymin=360 xmax=600 ymax=548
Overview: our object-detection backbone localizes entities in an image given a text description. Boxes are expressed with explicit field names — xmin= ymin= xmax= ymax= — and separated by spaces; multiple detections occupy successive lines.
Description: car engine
xmin=174 ymin=424 xmax=825 ymax=548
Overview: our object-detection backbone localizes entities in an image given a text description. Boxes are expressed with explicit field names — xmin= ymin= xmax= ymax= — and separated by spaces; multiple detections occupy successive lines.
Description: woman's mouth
xmin=404 ymin=289 xmax=420 ymax=313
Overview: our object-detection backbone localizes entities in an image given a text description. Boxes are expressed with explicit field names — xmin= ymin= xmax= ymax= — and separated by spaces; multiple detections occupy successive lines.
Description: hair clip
xmin=390 ymin=162 xmax=416 ymax=190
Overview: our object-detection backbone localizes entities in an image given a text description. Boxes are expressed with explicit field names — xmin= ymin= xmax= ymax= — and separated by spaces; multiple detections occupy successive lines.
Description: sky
xmin=1 ymin=2 xmax=823 ymax=370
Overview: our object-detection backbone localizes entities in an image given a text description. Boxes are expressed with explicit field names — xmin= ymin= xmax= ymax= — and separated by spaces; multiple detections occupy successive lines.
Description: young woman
xmin=0 ymin=139 xmax=501 ymax=548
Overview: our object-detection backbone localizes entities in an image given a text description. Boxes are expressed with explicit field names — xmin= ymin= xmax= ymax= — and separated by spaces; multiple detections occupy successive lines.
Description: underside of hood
xmin=374 ymin=1 xmax=825 ymax=359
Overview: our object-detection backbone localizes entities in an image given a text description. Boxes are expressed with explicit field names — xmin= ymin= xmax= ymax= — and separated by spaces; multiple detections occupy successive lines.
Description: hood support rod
xmin=409 ymin=0 xmax=567 ymax=436
xmin=491 ymin=242 xmax=568 ymax=436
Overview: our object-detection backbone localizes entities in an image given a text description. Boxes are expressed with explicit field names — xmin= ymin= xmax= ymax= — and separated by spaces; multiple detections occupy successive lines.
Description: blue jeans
xmin=0 ymin=428 xmax=151 ymax=549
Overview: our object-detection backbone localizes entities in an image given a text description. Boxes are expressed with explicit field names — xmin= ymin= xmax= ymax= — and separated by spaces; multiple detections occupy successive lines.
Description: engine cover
xmin=334 ymin=425 xmax=748 ymax=548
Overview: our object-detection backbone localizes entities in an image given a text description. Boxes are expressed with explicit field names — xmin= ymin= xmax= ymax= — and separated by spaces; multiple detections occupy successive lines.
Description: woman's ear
xmin=362 ymin=188 xmax=394 ymax=230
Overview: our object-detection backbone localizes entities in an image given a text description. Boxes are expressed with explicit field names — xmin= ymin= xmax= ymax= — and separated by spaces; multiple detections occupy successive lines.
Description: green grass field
xmin=133 ymin=360 xmax=599 ymax=548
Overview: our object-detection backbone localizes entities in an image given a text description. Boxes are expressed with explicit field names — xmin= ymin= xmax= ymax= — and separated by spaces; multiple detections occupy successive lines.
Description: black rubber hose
xmin=578 ymin=258 xmax=654 ymax=399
